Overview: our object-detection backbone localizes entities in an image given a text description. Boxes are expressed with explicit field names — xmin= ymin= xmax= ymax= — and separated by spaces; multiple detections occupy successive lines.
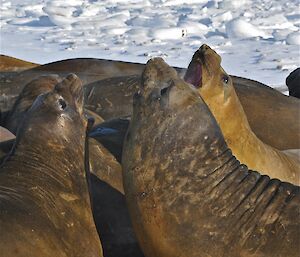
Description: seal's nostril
xmin=58 ymin=98 xmax=67 ymax=110
xmin=66 ymin=73 xmax=78 ymax=82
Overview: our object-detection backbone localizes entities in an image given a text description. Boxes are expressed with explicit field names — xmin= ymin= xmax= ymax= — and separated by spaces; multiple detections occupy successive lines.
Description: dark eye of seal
xmin=58 ymin=98 xmax=67 ymax=110
xmin=161 ymin=87 xmax=168 ymax=96
xmin=222 ymin=75 xmax=229 ymax=85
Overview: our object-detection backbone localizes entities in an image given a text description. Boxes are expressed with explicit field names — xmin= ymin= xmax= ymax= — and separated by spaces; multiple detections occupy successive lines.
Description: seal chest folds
xmin=122 ymin=57 xmax=300 ymax=257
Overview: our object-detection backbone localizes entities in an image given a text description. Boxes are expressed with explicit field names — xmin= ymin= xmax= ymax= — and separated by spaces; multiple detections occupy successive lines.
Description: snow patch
xmin=226 ymin=18 xmax=271 ymax=39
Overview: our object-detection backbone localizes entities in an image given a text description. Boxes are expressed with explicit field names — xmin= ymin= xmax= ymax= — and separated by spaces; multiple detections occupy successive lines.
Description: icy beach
xmin=1 ymin=0 xmax=299 ymax=90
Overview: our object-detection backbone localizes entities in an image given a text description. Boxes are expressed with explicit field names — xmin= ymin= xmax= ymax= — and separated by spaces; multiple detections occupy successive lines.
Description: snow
xmin=1 ymin=0 xmax=299 ymax=90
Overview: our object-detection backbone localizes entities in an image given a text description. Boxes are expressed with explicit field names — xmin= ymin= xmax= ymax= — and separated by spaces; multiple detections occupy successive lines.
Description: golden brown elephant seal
xmin=0 ymin=74 xmax=103 ymax=257
xmin=184 ymin=44 xmax=300 ymax=185
xmin=122 ymin=57 xmax=300 ymax=257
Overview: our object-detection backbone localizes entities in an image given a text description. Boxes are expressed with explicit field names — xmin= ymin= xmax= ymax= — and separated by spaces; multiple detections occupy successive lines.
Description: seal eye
xmin=222 ymin=75 xmax=229 ymax=85
xmin=58 ymin=98 xmax=67 ymax=110
xmin=161 ymin=87 xmax=168 ymax=96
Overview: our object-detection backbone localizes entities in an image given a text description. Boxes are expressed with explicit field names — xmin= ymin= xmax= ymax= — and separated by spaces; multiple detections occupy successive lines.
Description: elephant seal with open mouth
xmin=0 ymin=74 xmax=103 ymax=257
xmin=122 ymin=58 xmax=300 ymax=257
xmin=184 ymin=44 xmax=300 ymax=185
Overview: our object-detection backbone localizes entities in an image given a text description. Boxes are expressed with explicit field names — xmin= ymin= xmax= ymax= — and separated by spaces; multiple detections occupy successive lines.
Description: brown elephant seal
xmin=184 ymin=44 xmax=300 ymax=185
xmin=0 ymin=74 xmax=102 ymax=257
xmin=0 ymin=73 xmax=122 ymax=194
xmin=286 ymin=67 xmax=300 ymax=98
xmin=0 ymin=55 xmax=39 ymax=72
xmin=0 ymin=58 xmax=148 ymax=114
xmin=84 ymin=70 xmax=300 ymax=151
xmin=122 ymin=57 xmax=300 ymax=257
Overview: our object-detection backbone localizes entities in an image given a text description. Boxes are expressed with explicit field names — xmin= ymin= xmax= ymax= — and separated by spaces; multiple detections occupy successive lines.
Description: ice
xmin=225 ymin=18 xmax=271 ymax=39
xmin=0 ymin=0 xmax=299 ymax=90
xmin=286 ymin=32 xmax=300 ymax=45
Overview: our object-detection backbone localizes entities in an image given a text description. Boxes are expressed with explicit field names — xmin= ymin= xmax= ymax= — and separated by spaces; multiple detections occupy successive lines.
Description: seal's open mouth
xmin=184 ymin=51 xmax=202 ymax=88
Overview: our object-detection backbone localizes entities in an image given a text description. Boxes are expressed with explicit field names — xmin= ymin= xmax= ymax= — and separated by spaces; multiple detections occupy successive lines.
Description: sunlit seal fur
xmin=0 ymin=55 xmax=39 ymax=72
xmin=184 ymin=44 xmax=300 ymax=185
xmin=0 ymin=74 xmax=103 ymax=257
xmin=122 ymin=57 xmax=300 ymax=257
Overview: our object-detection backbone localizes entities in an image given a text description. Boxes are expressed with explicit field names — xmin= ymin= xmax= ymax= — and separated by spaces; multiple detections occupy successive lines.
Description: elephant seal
xmin=286 ymin=67 xmax=300 ymax=98
xmin=0 ymin=74 xmax=103 ymax=257
xmin=122 ymin=57 xmax=300 ymax=257
xmin=0 ymin=58 xmax=148 ymax=114
xmin=0 ymin=55 xmax=39 ymax=72
xmin=184 ymin=44 xmax=300 ymax=185
xmin=0 ymin=73 xmax=123 ymax=195
xmin=84 ymin=70 xmax=300 ymax=151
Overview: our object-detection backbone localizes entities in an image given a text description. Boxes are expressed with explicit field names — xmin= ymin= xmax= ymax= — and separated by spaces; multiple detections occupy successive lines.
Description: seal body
xmin=0 ymin=58 xmax=146 ymax=113
xmin=184 ymin=44 xmax=300 ymax=185
xmin=122 ymin=58 xmax=300 ymax=257
xmin=0 ymin=55 xmax=38 ymax=72
xmin=0 ymin=74 xmax=102 ymax=257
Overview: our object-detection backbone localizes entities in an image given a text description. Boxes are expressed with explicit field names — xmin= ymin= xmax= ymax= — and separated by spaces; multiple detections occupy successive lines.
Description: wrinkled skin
xmin=184 ymin=44 xmax=300 ymax=185
xmin=122 ymin=58 xmax=300 ymax=257
xmin=0 ymin=74 xmax=102 ymax=257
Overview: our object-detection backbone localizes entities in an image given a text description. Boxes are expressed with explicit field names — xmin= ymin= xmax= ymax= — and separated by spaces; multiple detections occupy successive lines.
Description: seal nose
xmin=142 ymin=58 xmax=177 ymax=92
xmin=193 ymin=44 xmax=211 ymax=63
xmin=199 ymin=44 xmax=210 ymax=53
xmin=66 ymin=73 xmax=83 ymax=98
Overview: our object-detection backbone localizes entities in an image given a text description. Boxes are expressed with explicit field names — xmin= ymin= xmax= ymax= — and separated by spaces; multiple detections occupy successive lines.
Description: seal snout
xmin=65 ymin=73 xmax=83 ymax=99
xmin=141 ymin=57 xmax=177 ymax=99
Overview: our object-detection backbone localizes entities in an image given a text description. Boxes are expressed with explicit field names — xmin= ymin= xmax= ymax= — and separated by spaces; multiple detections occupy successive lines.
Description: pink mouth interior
xmin=184 ymin=61 xmax=202 ymax=88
